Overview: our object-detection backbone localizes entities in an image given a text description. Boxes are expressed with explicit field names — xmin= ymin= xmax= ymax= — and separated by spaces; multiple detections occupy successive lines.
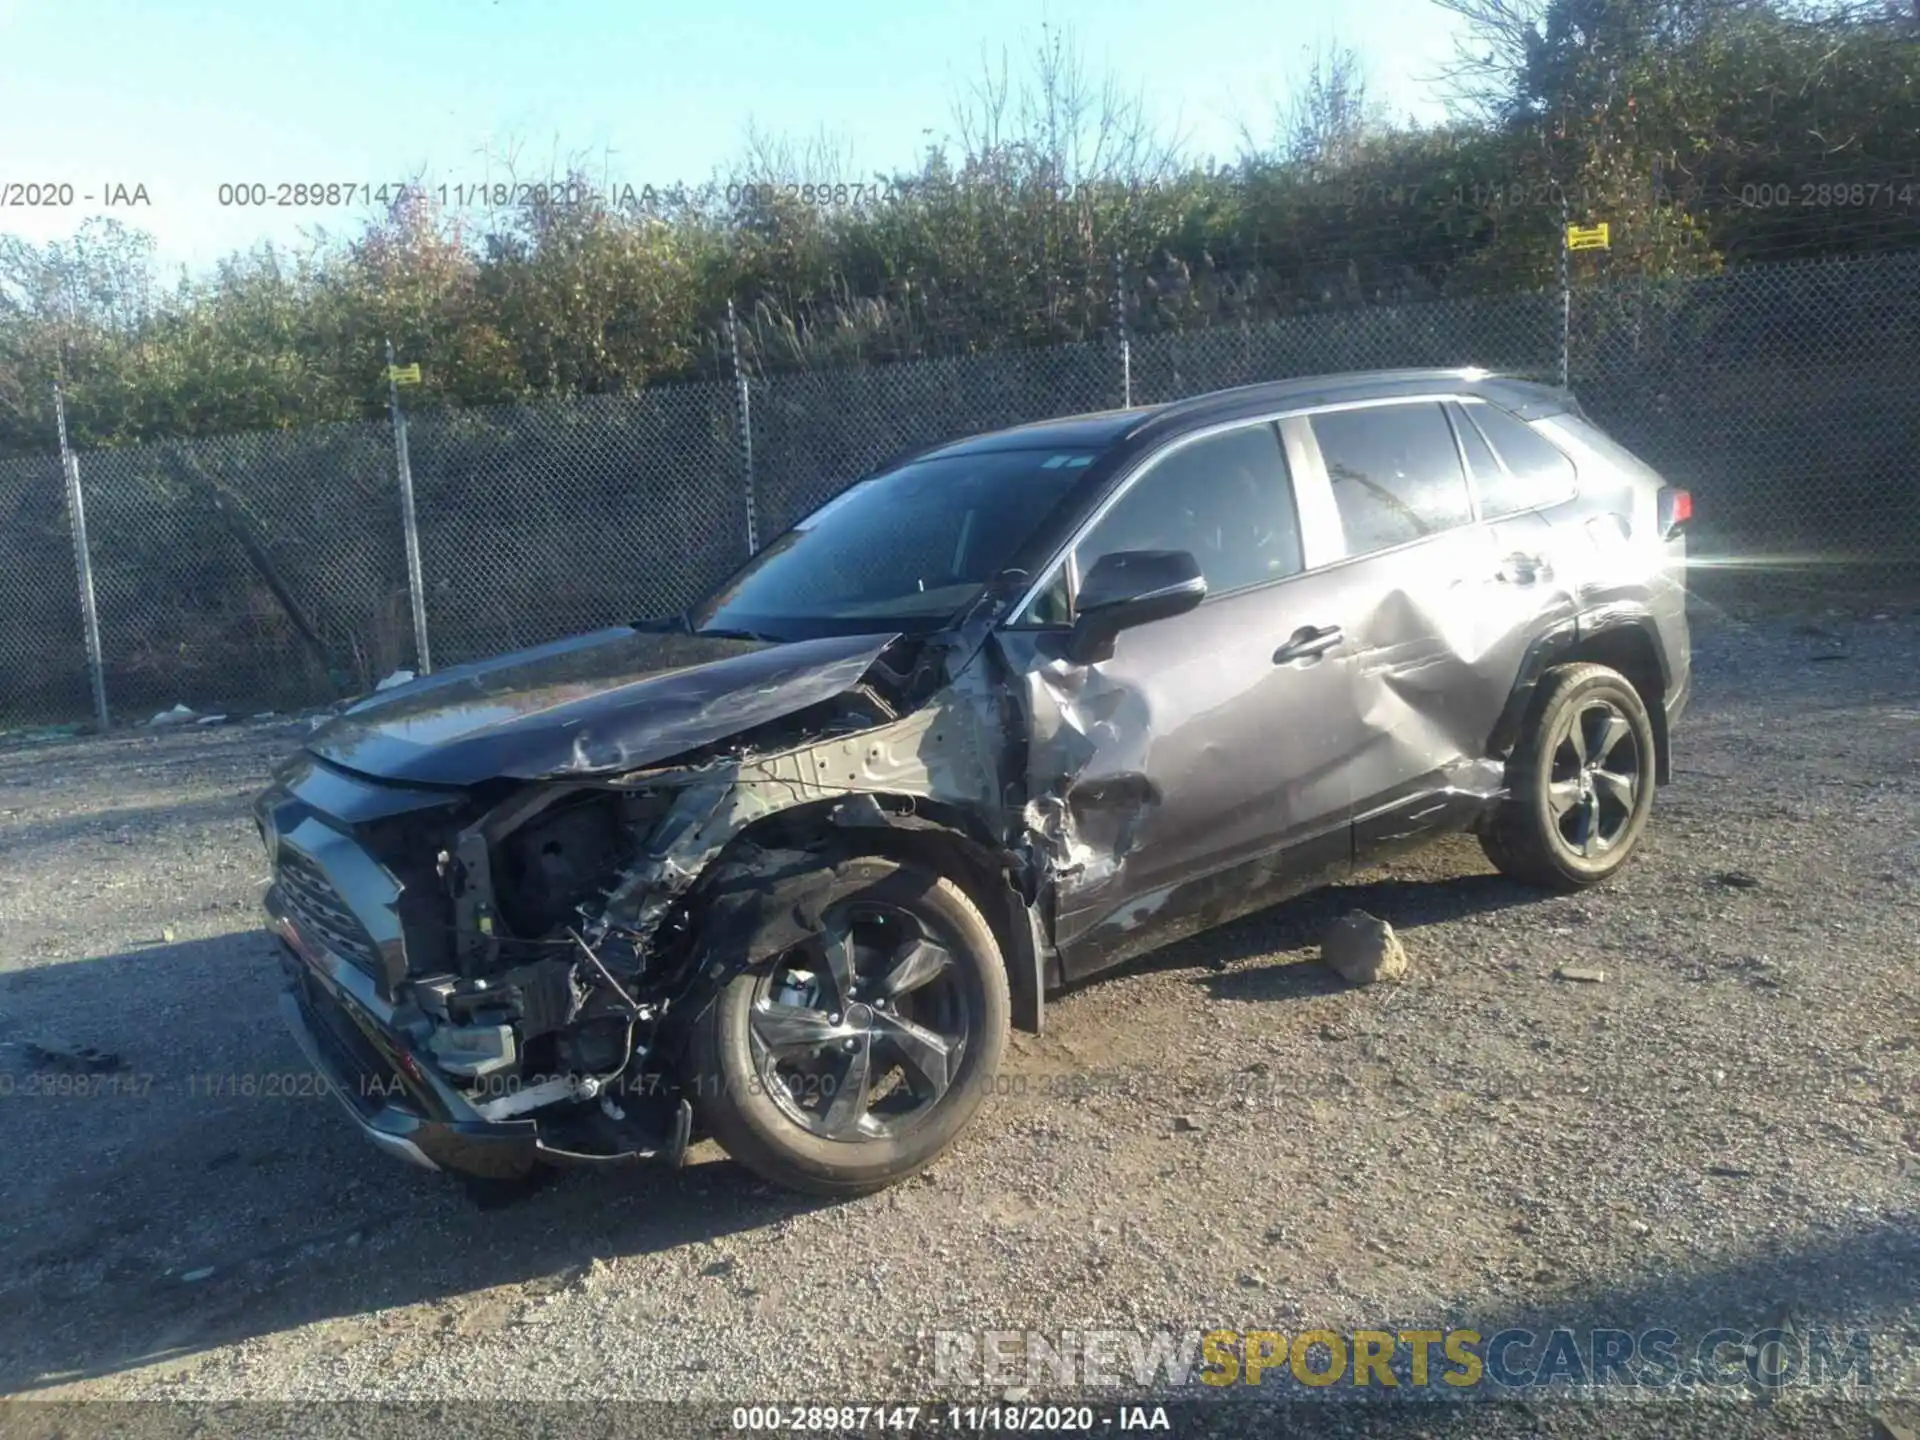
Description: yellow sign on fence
xmin=1566 ymin=222 xmax=1611 ymax=252
xmin=387 ymin=362 xmax=422 ymax=385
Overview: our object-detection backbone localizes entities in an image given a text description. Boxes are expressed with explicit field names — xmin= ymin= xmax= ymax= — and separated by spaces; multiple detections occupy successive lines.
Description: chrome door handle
xmin=1497 ymin=552 xmax=1549 ymax=584
xmin=1273 ymin=624 xmax=1343 ymax=663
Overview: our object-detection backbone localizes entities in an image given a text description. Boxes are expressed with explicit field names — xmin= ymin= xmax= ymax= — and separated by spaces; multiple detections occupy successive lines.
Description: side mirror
xmin=1067 ymin=550 xmax=1207 ymax=664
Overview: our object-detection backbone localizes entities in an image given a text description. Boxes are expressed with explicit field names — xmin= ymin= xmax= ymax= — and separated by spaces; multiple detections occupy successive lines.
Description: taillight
xmin=1657 ymin=486 xmax=1692 ymax=537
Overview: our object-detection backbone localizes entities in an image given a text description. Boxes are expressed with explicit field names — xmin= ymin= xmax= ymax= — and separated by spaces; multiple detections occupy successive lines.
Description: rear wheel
xmin=1480 ymin=662 xmax=1658 ymax=891
xmin=684 ymin=854 xmax=1009 ymax=1196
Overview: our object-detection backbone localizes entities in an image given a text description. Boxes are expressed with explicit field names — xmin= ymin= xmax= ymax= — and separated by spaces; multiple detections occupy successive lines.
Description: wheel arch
xmin=1488 ymin=613 xmax=1673 ymax=784
xmin=668 ymin=792 xmax=1049 ymax=1038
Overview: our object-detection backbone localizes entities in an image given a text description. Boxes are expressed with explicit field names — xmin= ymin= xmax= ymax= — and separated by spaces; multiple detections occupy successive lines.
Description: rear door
xmin=1285 ymin=398 xmax=1547 ymax=853
xmin=1452 ymin=398 xmax=1582 ymax=626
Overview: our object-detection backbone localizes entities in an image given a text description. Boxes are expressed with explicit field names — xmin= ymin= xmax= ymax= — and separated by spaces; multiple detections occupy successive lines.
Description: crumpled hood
xmin=305 ymin=625 xmax=902 ymax=786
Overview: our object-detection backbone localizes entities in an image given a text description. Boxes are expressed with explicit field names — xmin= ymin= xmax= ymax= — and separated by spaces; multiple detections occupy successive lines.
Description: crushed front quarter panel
xmin=596 ymin=655 xmax=1010 ymax=947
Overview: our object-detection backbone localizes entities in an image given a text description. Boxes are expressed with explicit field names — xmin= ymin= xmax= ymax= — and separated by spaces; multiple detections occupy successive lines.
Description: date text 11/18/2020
xmin=728 ymin=1404 xmax=1174 ymax=1432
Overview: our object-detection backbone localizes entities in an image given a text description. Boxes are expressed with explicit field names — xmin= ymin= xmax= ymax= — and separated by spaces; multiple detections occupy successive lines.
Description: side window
xmin=1464 ymin=403 xmax=1578 ymax=515
xmin=1072 ymin=423 xmax=1303 ymax=603
xmin=1310 ymin=402 xmax=1475 ymax=557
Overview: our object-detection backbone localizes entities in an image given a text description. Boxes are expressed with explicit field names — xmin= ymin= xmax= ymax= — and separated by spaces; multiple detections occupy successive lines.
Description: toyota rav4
xmin=256 ymin=369 xmax=1692 ymax=1196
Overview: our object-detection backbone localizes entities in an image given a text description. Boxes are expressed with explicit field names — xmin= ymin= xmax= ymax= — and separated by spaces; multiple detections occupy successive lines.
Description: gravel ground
xmin=0 ymin=602 xmax=1916 ymax=1438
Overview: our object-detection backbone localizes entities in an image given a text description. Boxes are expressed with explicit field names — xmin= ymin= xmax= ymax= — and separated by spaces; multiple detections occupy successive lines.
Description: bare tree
xmin=1430 ymin=0 xmax=1550 ymax=121
xmin=950 ymin=22 xmax=1185 ymax=189
xmin=1233 ymin=38 xmax=1391 ymax=173
xmin=728 ymin=119 xmax=858 ymax=189
xmin=1282 ymin=40 xmax=1389 ymax=174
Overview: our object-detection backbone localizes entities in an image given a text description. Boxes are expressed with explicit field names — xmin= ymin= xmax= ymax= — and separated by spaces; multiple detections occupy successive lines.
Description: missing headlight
xmin=493 ymin=788 xmax=676 ymax=939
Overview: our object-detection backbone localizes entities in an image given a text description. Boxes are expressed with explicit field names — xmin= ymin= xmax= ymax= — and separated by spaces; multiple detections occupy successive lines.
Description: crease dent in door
xmin=1348 ymin=575 xmax=1521 ymax=802
xmin=1018 ymin=653 xmax=1162 ymax=905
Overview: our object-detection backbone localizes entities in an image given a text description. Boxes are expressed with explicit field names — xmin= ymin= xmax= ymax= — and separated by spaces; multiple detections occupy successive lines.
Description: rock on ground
xmin=1320 ymin=908 xmax=1409 ymax=985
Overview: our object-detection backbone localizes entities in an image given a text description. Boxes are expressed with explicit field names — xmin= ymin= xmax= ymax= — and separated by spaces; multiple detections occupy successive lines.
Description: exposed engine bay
xmin=260 ymin=621 xmax=1051 ymax=1173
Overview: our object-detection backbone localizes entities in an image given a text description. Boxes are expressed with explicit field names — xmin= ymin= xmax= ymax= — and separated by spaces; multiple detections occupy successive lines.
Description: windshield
xmin=689 ymin=448 xmax=1097 ymax=638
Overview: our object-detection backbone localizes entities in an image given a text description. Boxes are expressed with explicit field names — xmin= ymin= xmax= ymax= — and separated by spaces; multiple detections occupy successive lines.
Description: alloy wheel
xmin=747 ymin=902 xmax=971 ymax=1141
xmin=1545 ymin=698 xmax=1643 ymax=858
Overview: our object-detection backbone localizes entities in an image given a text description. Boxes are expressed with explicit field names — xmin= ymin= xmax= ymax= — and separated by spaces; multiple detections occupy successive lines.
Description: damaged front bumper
xmin=269 ymin=891 xmax=689 ymax=1180
xmin=255 ymin=630 xmax=1026 ymax=1185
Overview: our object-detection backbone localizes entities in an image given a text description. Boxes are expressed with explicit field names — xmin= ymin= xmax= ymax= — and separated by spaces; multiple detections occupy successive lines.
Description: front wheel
xmin=683 ymin=854 xmax=1010 ymax=1196
xmin=1479 ymin=662 xmax=1659 ymax=891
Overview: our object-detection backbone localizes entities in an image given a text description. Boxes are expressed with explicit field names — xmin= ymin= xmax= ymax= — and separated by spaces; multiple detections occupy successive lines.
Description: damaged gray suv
xmin=257 ymin=369 xmax=1692 ymax=1196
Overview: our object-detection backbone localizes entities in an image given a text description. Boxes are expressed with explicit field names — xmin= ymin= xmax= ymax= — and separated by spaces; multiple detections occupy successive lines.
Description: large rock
xmin=1321 ymin=910 xmax=1409 ymax=986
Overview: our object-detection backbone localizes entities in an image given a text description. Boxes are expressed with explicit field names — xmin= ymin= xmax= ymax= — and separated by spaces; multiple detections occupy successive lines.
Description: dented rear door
xmin=1285 ymin=400 xmax=1547 ymax=853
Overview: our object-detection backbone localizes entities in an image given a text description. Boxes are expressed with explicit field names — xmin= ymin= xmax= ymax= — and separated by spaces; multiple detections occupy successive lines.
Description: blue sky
xmin=0 ymin=0 xmax=1468 ymax=277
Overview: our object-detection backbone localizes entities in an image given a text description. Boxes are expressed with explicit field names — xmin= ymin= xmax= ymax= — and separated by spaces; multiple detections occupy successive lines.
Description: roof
xmin=917 ymin=407 xmax=1162 ymax=458
xmin=919 ymin=369 xmax=1579 ymax=462
xmin=1143 ymin=368 xmax=1578 ymax=429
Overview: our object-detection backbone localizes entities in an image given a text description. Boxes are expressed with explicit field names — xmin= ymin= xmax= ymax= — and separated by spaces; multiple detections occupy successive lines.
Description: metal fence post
xmin=1113 ymin=249 xmax=1132 ymax=408
xmin=727 ymin=299 xmax=758 ymax=556
xmin=1558 ymin=190 xmax=1572 ymax=390
xmin=54 ymin=383 xmax=110 ymax=729
xmin=385 ymin=339 xmax=432 ymax=674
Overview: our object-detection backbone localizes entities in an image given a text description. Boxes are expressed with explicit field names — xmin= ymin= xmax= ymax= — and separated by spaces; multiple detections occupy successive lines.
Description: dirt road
xmin=1 ymin=607 xmax=1915 ymax=1436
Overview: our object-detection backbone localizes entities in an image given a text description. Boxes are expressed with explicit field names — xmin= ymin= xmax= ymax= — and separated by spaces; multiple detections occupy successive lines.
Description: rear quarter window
xmin=1459 ymin=403 xmax=1578 ymax=516
xmin=1544 ymin=413 xmax=1668 ymax=487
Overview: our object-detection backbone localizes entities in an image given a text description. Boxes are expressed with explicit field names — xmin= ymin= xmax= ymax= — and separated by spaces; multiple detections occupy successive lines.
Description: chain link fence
xmin=408 ymin=386 xmax=746 ymax=668
xmin=75 ymin=422 xmax=411 ymax=721
xmin=1130 ymin=289 xmax=1567 ymax=403
xmin=0 ymin=453 xmax=86 ymax=723
xmin=3 ymin=251 xmax=1917 ymax=727
xmin=1571 ymin=251 xmax=1920 ymax=568
xmin=751 ymin=341 xmax=1125 ymax=538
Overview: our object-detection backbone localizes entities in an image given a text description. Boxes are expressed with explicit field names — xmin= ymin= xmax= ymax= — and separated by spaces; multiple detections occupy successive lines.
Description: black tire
xmin=684 ymin=854 xmax=1010 ymax=1196
xmin=1479 ymin=662 xmax=1659 ymax=891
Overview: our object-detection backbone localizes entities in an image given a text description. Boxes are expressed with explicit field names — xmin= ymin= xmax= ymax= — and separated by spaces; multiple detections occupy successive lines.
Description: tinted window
xmin=1465 ymin=404 xmax=1578 ymax=514
xmin=692 ymin=448 xmax=1092 ymax=638
xmin=1072 ymin=424 xmax=1302 ymax=603
xmin=1311 ymin=402 xmax=1474 ymax=556
xmin=1551 ymin=414 xmax=1662 ymax=482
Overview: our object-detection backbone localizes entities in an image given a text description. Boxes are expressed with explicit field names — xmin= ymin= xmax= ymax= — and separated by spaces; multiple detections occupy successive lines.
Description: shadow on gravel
xmin=1169 ymin=1215 xmax=1918 ymax=1437
xmin=3 ymin=929 xmax=1916 ymax=1420
xmin=0 ymin=931 xmax=835 ymax=1395
xmin=0 ymin=832 xmax=1542 ymax=1395
xmin=1071 ymin=865 xmax=1547 ymax=1006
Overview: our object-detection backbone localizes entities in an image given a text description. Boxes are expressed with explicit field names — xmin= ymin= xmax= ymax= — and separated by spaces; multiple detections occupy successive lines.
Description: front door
xmin=995 ymin=419 xmax=1365 ymax=978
